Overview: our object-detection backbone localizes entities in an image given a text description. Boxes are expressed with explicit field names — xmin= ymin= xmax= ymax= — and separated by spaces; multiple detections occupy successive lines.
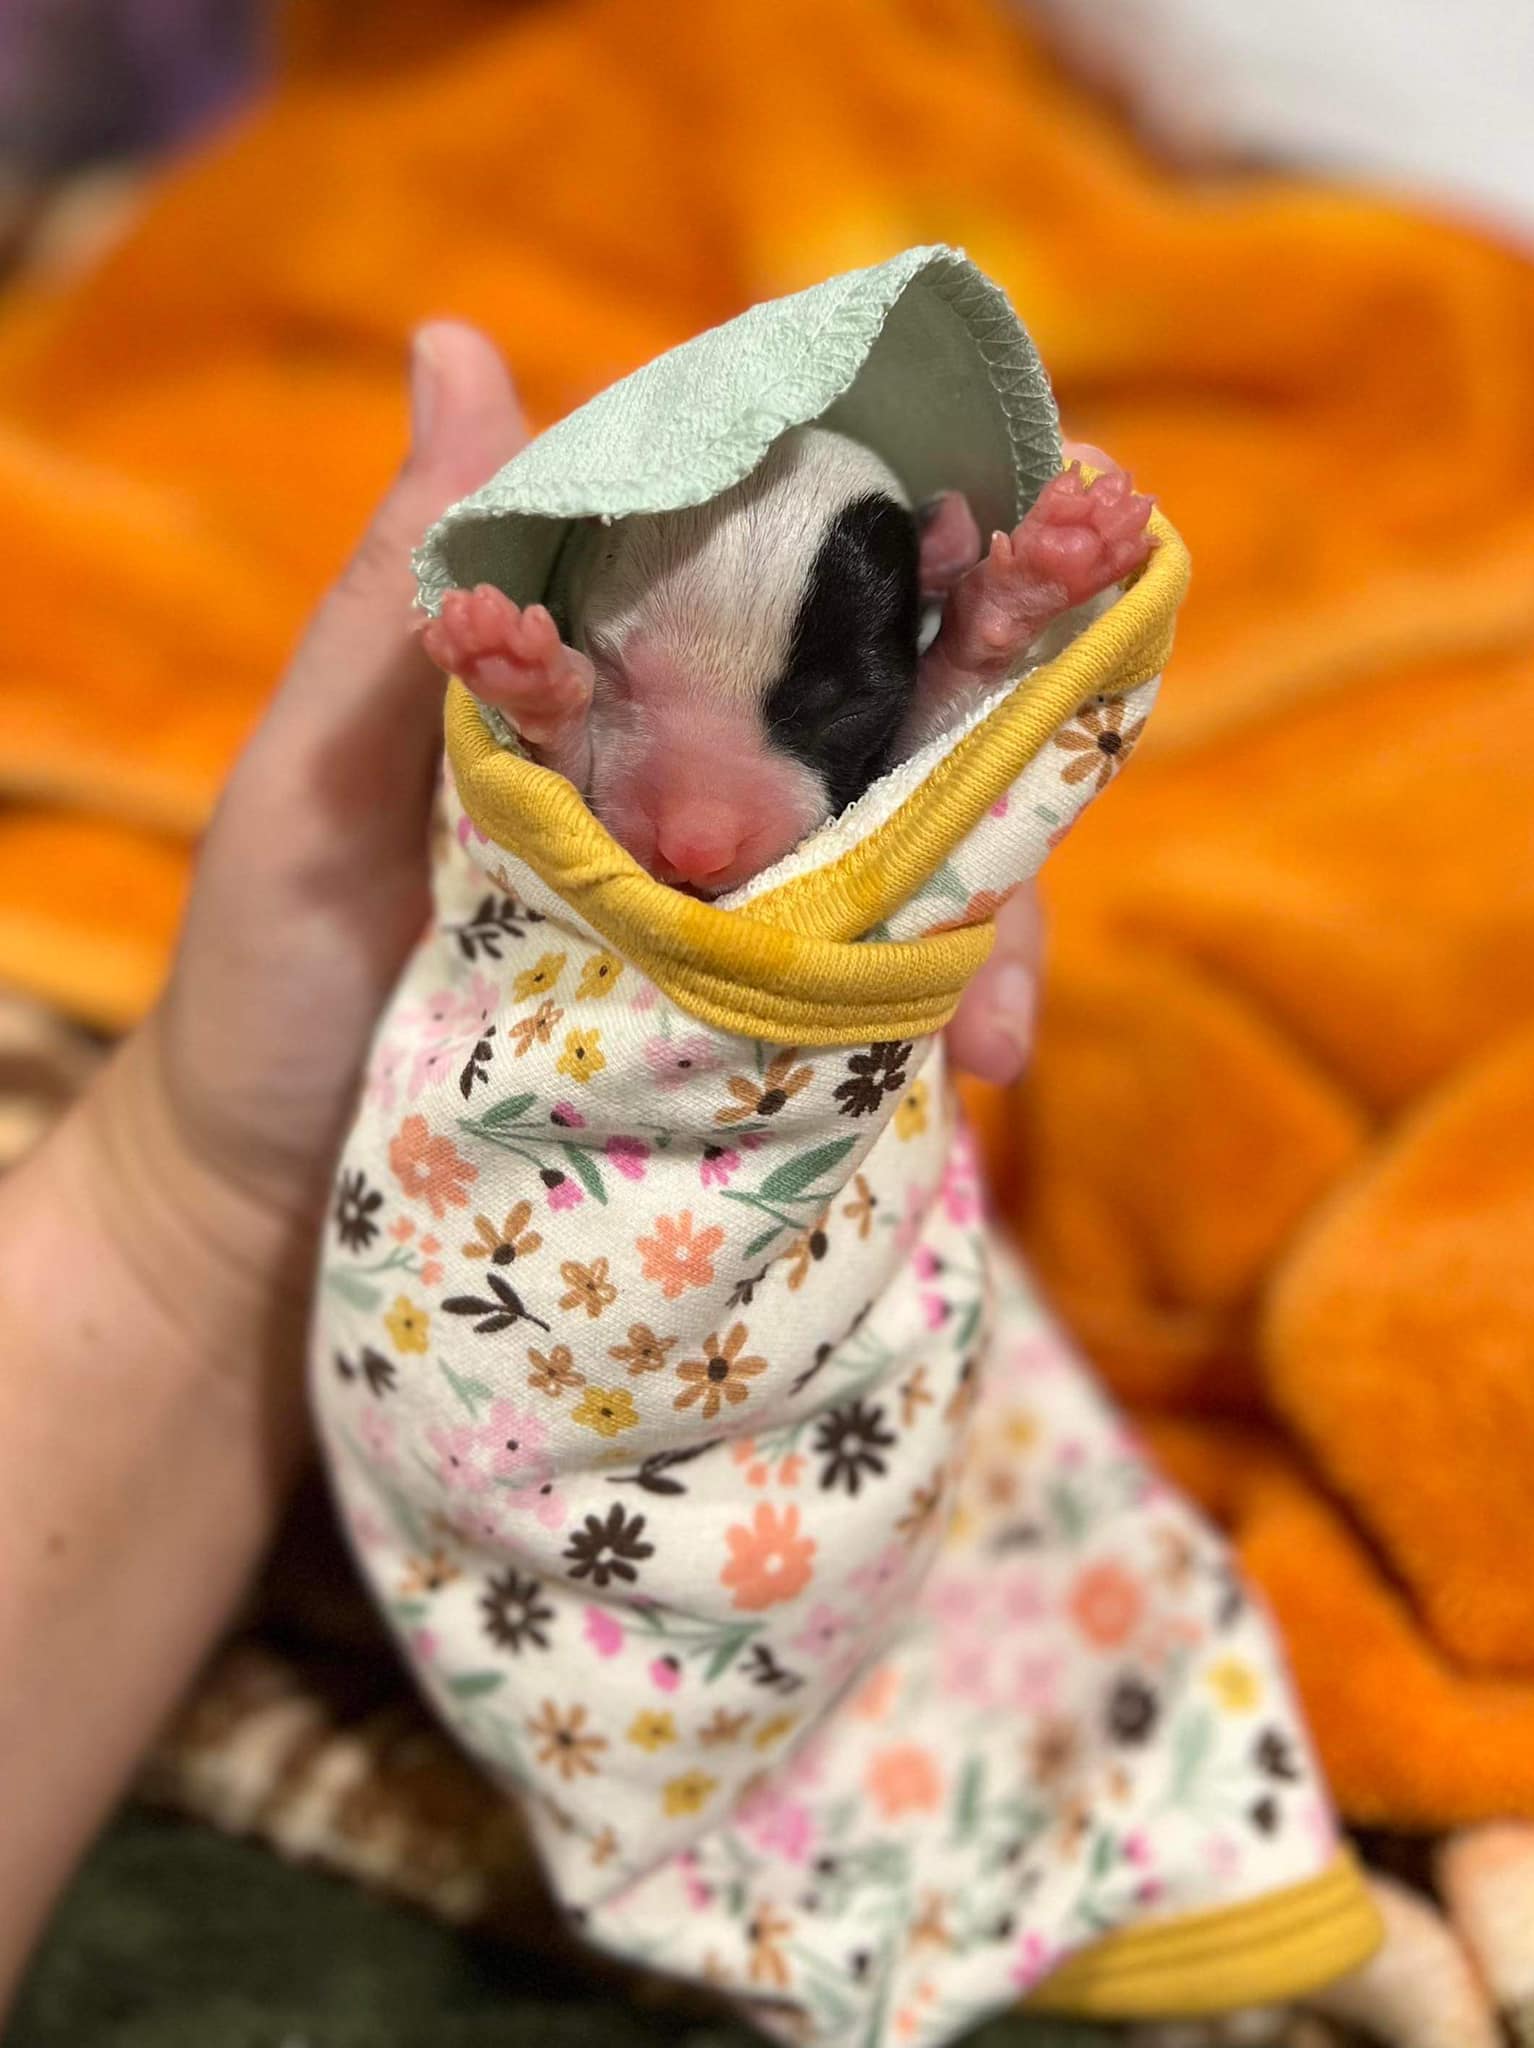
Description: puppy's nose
xmin=654 ymin=800 xmax=742 ymax=884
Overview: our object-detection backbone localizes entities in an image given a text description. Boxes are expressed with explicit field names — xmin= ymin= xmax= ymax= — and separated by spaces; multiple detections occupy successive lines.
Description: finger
xmin=277 ymin=320 xmax=526 ymax=733
xmin=945 ymin=884 xmax=1045 ymax=1085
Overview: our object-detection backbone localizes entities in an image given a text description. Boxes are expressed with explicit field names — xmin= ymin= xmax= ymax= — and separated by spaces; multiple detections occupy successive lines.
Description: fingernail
xmin=993 ymin=961 xmax=1036 ymax=1053
xmin=409 ymin=326 xmax=441 ymax=451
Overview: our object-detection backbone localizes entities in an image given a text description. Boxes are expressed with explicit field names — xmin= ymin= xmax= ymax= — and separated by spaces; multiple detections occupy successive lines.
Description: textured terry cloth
xmin=4 ymin=0 xmax=1534 ymax=1842
xmin=310 ymin=253 xmax=1374 ymax=2048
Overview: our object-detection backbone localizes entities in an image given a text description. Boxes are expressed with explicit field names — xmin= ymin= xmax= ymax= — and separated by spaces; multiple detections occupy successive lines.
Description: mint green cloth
xmin=414 ymin=245 xmax=1061 ymax=617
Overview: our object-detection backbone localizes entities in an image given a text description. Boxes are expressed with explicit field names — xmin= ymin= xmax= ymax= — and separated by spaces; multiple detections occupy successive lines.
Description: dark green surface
xmin=5 ymin=1809 xmax=1115 ymax=2048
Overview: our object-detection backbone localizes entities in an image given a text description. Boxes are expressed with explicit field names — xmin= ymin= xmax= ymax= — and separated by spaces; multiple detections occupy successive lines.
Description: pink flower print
xmin=584 ymin=1608 xmax=626 ymax=1658
xmin=547 ymin=1176 xmax=584 ymax=1212
xmin=939 ymin=1132 xmax=982 ymax=1226
xmin=921 ymin=1292 xmax=948 ymax=1332
xmin=605 ymin=1135 xmax=650 ymax=1180
xmin=1123 ymin=1829 xmax=1153 ymax=1867
xmin=453 ymin=973 xmax=499 ymax=1038
xmin=850 ymin=1543 xmax=906 ymax=1606
xmin=349 ymin=1504 xmax=387 ymax=1552
xmin=1205 ymin=1834 xmax=1242 ymax=1883
xmin=455 ymin=812 xmax=489 ymax=849
xmin=482 ymin=1401 xmax=549 ymax=1479
xmin=1000 ymin=1575 xmax=1047 ymax=1624
xmin=1009 ymin=1931 xmax=1055 ymax=1992
xmin=650 ymin=1656 xmax=683 ymax=1693
xmin=1011 ymin=1651 xmax=1063 ymax=1715
xmin=912 ymin=1245 xmax=941 ymax=1281
xmin=443 ymin=1499 xmax=505 ymax=1548
xmin=550 ymin=1101 xmax=586 ymax=1129
xmin=410 ymin=1628 xmax=440 ymax=1665
xmin=365 ymin=1039 xmax=405 ymax=1113
xmin=929 ymin=1574 xmax=983 ymax=1625
xmin=791 ymin=1605 xmax=849 ymax=1660
xmin=643 ymin=1034 xmax=722 ymax=1088
xmin=408 ymin=1038 xmax=457 ymax=1099
xmin=939 ymin=1638 xmax=998 ymax=1707
xmin=699 ymin=1143 xmax=741 ymax=1189
xmin=990 ymin=793 xmax=1011 ymax=819
xmin=742 ymin=1791 xmax=815 ymax=1865
xmin=358 ymin=1405 xmax=397 ymax=1471
xmin=390 ymin=1215 xmax=416 ymax=1243
xmin=892 ymin=1185 xmax=930 ymax=1259
xmin=425 ymin=1420 xmax=496 ymax=1495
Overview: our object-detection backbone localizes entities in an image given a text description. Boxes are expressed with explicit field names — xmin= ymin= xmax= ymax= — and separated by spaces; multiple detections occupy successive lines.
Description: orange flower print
xmin=841 ymin=1172 xmax=877 ymax=1239
xmin=721 ymin=1503 xmax=815 ymax=1611
xmin=527 ymin=1343 xmax=584 ymax=1397
xmin=508 ymin=998 xmax=563 ymax=1057
xmin=674 ymin=1323 xmax=767 ymax=1421
xmin=926 ymin=885 xmax=1016 ymax=937
xmin=1053 ymin=697 xmax=1147 ymax=792
xmin=555 ymin=1027 xmax=605 ymax=1086
xmin=636 ymin=1210 xmax=725 ymax=1300
xmin=747 ymin=1904 xmax=793 ymax=1989
xmin=1069 ymin=1560 xmax=1145 ymax=1649
xmin=527 ymin=1700 xmax=607 ymax=1781
xmin=609 ymin=1323 xmax=677 ymax=1375
xmin=463 ymin=1201 xmax=541 ymax=1264
xmin=388 ymin=1115 xmax=477 ymax=1219
xmin=865 ymin=1744 xmax=942 ymax=1819
xmin=714 ymin=1048 xmax=814 ymax=1127
xmin=559 ymin=1256 xmax=617 ymax=1319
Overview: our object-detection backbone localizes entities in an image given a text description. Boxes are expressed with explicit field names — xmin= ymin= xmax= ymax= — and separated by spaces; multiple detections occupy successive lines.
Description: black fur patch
xmin=764 ymin=493 xmax=921 ymax=815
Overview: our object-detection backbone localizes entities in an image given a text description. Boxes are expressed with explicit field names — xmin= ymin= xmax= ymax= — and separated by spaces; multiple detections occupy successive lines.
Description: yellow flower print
xmin=753 ymin=1712 xmax=800 ymax=1751
xmin=571 ymin=1385 xmax=639 ymax=1438
xmin=662 ymin=1769 xmax=718 ymax=1818
xmin=576 ymin=951 xmax=624 ymax=1001
xmin=627 ymin=1709 xmax=677 ymax=1753
xmin=894 ymin=1079 xmax=929 ymax=1141
xmin=384 ymin=1294 xmax=429 ymax=1354
xmin=1003 ymin=1409 xmax=1040 ymax=1451
xmin=556 ymin=1028 xmax=605 ymax=1086
xmin=513 ymin=951 xmax=567 ymax=1003
xmin=559 ymin=1256 xmax=618 ymax=1319
xmin=1206 ymin=1657 xmax=1261 ymax=1712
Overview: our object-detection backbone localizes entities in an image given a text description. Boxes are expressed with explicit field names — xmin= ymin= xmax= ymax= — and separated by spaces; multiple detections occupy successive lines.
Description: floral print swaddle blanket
xmin=310 ymin=248 xmax=1378 ymax=2046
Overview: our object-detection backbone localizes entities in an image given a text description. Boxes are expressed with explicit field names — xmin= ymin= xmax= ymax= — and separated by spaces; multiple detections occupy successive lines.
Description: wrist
xmin=3 ymin=1016 xmax=314 ymax=1458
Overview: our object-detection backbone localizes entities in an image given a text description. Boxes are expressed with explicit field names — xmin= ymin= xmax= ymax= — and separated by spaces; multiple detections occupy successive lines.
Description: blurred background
xmin=3 ymin=3 xmax=1534 ymax=2045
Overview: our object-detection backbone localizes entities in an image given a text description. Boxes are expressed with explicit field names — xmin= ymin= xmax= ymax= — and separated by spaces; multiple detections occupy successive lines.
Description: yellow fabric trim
xmin=444 ymin=498 xmax=1188 ymax=1043
xmin=1024 ymin=1852 xmax=1382 ymax=2020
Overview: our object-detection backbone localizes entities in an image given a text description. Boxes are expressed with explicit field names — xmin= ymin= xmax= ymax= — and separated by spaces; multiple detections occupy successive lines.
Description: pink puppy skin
xmin=422 ymin=434 xmax=1153 ymax=895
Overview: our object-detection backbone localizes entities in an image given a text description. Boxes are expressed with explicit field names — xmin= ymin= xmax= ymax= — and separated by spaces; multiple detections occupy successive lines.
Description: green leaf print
xmin=755 ymin=1137 xmax=857 ymax=1203
xmin=476 ymin=1091 xmax=538 ymax=1128
xmin=446 ymin=1671 xmax=506 ymax=1700
xmin=325 ymin=1268 xmax=382 ymax=1312
xmin=1170 ymin=1703 xmax=1216 ymax=1805
xmin=439 ymin=1357 xmax=493 ymax=1415
xmin=952 ymin=1757 xmax=985 ymax=1844
xmin=559 ymin=1143 xmax=608 ymax=1206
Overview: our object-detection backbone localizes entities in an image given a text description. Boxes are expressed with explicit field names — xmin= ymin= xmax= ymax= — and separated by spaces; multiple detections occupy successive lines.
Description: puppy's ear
xmin=916 ymin=491 xmax=982 ymax=600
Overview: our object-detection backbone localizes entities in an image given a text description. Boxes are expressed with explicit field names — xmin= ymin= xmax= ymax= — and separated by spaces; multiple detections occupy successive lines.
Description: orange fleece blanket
xmin=2 ymin=0 xmax=1532 ymax=1831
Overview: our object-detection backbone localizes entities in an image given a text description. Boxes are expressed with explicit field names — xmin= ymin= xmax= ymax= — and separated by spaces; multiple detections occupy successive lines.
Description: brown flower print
xmin=398 ymin=1550 xmax=459 ymax=1596
xmin=899 ymin=1365 xmax=934 ymax=1429
xmin=841 ymin=1172 xmax=877 ymax=1239
xmin=674 ymin=1323 xmax=768 ymax=1421
xmin=834 ymin=1041 xmax=912 ymax=1117
xmin=388 ymin=1115 xmax=478 ymax=1218
xmin=463 ymin=1199 xmax=541 ymax=1265
xmin=783 ymin=1208 xmax=830 ymax=1291
xmin=527 ymin=1700 xmax=607 ymax=1782
xmin=1053 ymin=696 xmax=1147 ymax=791
xmin=508 ymin=998 xmax=563 ymax=1058
xmin=1027 ymin=1716 xmax=1082 ymax=1789
xmin=527 ymin=1343 xmax=584 ymax=1397
xmin=559 ymin=1255 xmax=618 ymax=1319
xmin=609 ymin=1323 xmax=678 ymax=1375
xmin=697 ymin=1706 xmax=753 ymax=1748
xmin=715 ymin=1047 xmax=813 ymax=1127
xmin=747 ymin=1903 xmax=794 ymax=1989
xmin=895 ymin=1469 xmax=946 ymax=1543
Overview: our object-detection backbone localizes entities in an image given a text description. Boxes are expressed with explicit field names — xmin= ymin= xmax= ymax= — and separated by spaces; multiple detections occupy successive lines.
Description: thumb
xmin=279 ymin=321 xmax=526 ymax=723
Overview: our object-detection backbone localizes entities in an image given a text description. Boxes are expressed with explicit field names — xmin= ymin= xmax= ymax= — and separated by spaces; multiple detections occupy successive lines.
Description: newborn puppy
xmin=423 ymin=427 xmax=1153 ymax=893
